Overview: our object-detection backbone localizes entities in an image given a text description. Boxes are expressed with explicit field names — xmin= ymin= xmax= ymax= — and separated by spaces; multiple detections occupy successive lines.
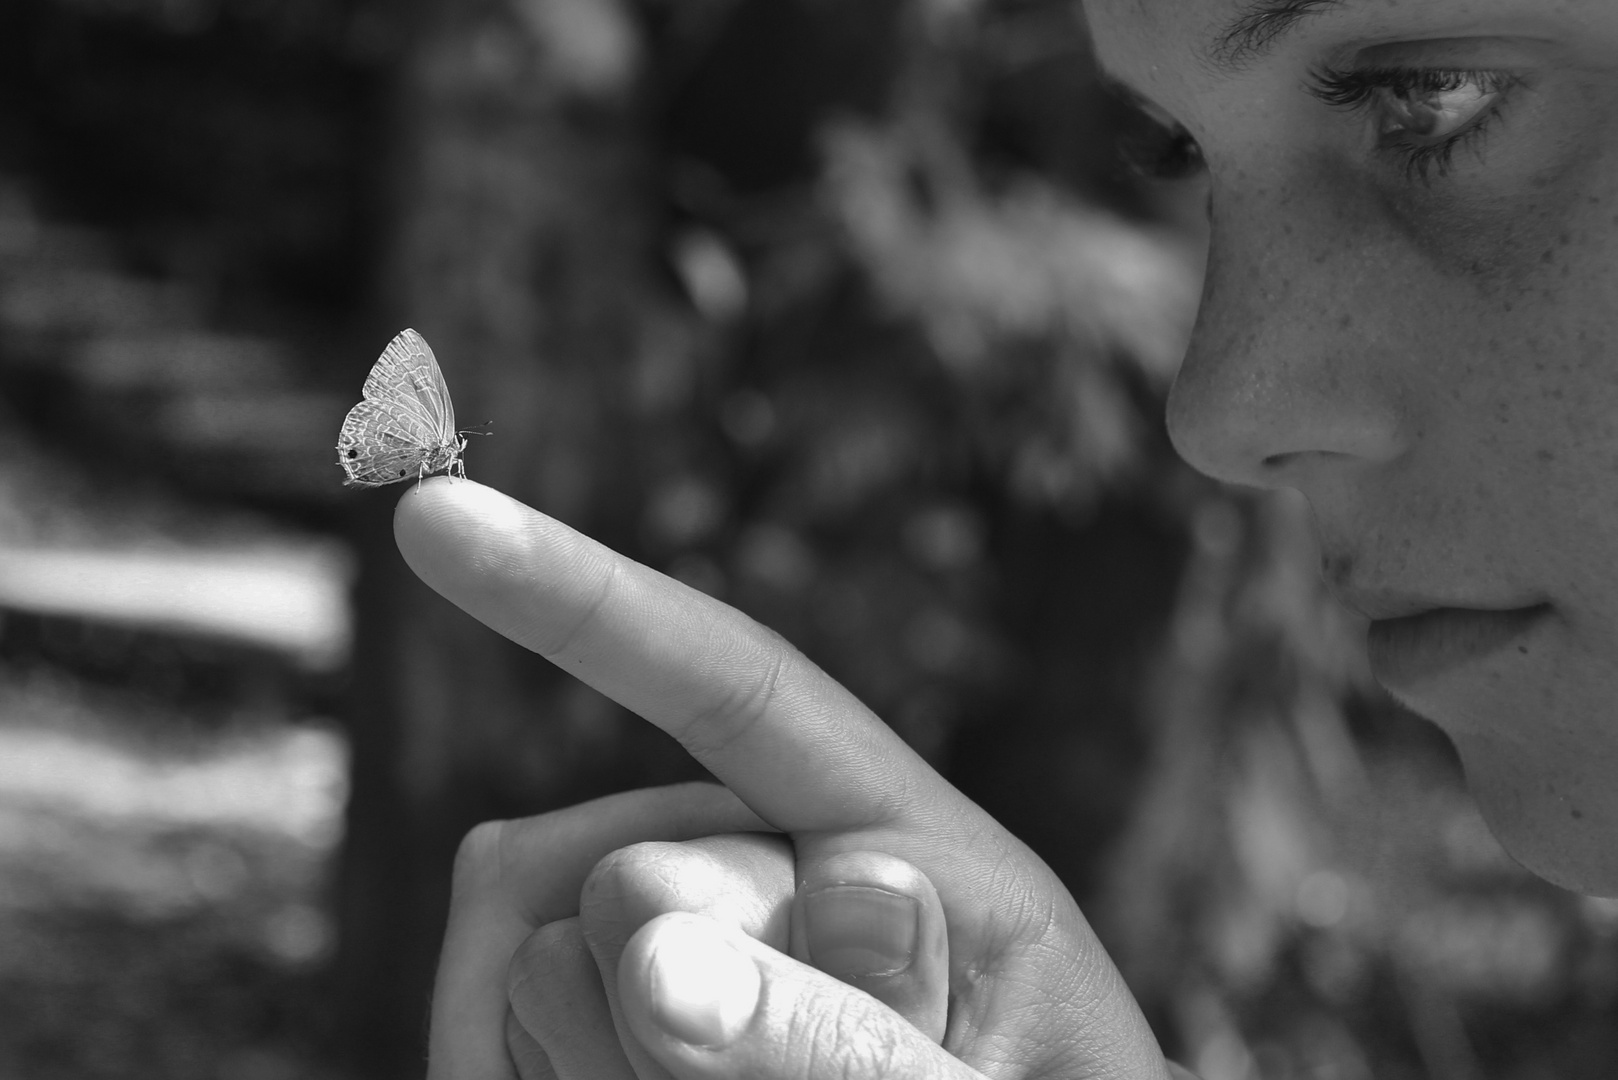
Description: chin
xmin=1474 ymin=816 xmax=1618 ymax=898
xmin=1453 ymin=733 xmax=1618 ymax=898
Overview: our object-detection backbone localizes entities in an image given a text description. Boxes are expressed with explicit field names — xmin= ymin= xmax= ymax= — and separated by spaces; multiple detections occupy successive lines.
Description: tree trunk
xmin=334 ymin=2 xmax=705 ymax=1074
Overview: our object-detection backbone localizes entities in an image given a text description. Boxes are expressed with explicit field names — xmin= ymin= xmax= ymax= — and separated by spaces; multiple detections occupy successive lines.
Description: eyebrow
xmin=1212 ymin=0 xmax=1344 ymax=68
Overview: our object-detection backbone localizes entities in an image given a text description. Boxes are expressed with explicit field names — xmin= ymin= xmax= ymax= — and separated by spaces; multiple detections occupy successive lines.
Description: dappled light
xmin=1 ymin=0 xmax=1614 ymax=1078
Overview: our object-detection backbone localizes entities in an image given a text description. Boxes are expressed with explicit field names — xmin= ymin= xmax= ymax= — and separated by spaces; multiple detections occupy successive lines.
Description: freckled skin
xmin=1087 ymin=0 xmax=1618 ymax=893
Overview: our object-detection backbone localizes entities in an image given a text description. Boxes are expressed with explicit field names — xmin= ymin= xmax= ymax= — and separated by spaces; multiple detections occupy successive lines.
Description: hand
xmin=424 ymin=781 xmax=773 ymax=1080
xmin=399 ymin=478 xmax=1176 ymax=1079
xmin=504 ymin=836 xmax=951 ymax=1080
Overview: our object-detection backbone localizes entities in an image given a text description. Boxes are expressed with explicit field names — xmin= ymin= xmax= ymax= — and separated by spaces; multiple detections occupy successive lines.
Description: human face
xmin=1085 ymin=0 xmax=1618 ymax=895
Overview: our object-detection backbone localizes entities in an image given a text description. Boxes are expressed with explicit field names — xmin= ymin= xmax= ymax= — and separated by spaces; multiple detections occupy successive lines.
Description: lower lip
xmin=1367 ymin=605 xmax=1551 ymax=690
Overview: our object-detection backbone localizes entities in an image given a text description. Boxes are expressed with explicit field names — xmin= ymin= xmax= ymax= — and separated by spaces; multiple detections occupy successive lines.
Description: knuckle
xmin=508 ymin=920 xmax=597 ymax=1044
xmin=583 ymin=841 xmax=683 ymax=905
xmin=580 ymin=841 xmax=689 ymax=936
xmin=508 ymin=919 xmax=586 ymax=997
xmin=683 ymin=635 xmax=794 ymax=757
xmin=514 ymin=918 xmax=580 ymax=967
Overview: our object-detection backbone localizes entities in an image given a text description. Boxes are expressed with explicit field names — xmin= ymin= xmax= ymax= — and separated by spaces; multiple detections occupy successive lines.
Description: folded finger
xmin=505 ymin=1009 xmax=557 ymax=1080
xmin=508 ymin=918 xmax=639 ymax=1080
xmin=428 ymin=782 xmax=767 ymax=1080
xmin=578 ymin=833 xmax=796 ymax=1080
xmin=617 ymin=913 xmax=986 ymax=1080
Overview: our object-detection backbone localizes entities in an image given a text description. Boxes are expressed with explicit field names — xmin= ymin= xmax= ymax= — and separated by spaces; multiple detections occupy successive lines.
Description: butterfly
xmin=337 ymin=328 xmax=469 ymax=488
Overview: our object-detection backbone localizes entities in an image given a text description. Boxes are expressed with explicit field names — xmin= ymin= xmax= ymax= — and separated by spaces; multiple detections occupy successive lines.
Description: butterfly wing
xmin=336 ymin=398 xmax=437 ymax=486
xmin=337 ymin=329 xmax=466 ymax=487
xmin=362 ymin=328 xmax=457 ymax=444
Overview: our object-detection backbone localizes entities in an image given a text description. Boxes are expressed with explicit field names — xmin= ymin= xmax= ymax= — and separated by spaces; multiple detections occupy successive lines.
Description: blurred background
xmin=1 ymin=0 xmax=1616 ymax=1078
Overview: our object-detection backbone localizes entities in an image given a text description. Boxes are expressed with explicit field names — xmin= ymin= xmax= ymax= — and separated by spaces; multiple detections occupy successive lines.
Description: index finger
xmin=394 ymin=478 xmax=961 ymax=836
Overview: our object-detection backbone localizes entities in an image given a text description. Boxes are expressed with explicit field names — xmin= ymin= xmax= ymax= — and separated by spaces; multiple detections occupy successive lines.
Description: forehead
xmin=1085 ymin=0 xmax=1231 ymax=49
xmin=1084 ymin=0 xmax=1254 ymax=102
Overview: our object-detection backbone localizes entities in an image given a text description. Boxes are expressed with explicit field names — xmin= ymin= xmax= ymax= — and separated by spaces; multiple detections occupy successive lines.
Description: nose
xmin=1166 ymin=182 xmax=1409 ymax=491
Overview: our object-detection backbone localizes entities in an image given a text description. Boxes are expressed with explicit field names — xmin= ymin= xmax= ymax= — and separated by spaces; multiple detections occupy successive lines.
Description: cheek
xmin=1383 ymin=186 xmax=1603 ymax=310
xmin=1452 ymin=212 xmax=1618 ymax=607
xmin=1377 ymin=75 xmax=1618 ymax=288
xmin=1372 ymin=151 xmax=1618 ymax=584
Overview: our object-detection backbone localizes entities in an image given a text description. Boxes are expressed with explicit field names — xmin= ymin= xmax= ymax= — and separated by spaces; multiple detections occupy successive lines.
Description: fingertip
xmin=392 ymin=476 xmax=635 ymax=658
xmin=621 ymin=913 xmax=763 ymax=1052
xmin=392 ymin=479 xmax=561 ymax=628
xmin=394 ymin=477 xmax=524 ymax=572
xmin=622 ymin=911 xmax=973 ymax=1080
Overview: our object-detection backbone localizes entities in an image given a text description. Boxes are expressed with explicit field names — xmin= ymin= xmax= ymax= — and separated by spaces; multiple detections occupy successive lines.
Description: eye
xmin=1308 ymin=66 xmax=1520 ymax=178
xmin=1369 ymin=74 xmax=1502 ymax=142
xmin=1108 ymin=82 xmax=1207 ymax=181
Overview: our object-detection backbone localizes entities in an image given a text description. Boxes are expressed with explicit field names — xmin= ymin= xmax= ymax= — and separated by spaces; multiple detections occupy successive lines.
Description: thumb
xmin=617 ymin=912 xmax=984 ymax=1080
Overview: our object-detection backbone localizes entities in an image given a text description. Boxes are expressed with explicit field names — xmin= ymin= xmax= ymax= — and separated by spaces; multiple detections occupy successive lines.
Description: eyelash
xmin=1306 ymin=66 xmax=1520 ymax=180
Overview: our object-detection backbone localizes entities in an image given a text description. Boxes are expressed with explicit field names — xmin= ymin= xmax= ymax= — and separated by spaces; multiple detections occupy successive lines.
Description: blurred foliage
xmin=2 ymin=0 xmax=1618 ymax=1079
xmin=1104 ymin=493 xmax=1618 ymax=1079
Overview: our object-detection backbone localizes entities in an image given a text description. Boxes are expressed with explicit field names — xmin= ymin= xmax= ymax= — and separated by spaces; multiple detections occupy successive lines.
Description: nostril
xmin=1261 ymin=446 xmax=1381 ymax=471
xmin=1262 ymin=449 xmax=1333 ymax=472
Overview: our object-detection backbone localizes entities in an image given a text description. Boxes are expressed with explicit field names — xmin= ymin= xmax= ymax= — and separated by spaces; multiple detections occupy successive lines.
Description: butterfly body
xmin=337 ymin=329 xmax=468 ymax=487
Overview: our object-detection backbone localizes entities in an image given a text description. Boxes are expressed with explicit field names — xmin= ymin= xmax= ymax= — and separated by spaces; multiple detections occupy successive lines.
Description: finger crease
xmin=687 ymin=645 xmax=790 ymax=759
xmin=542 ymin=556 xmax=623 ymax=660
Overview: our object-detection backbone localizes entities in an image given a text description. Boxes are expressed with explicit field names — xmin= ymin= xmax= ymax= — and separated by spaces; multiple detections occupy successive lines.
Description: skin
xmin=423 ymin=0 xmax=1618 ymax=1077
xmin=1088 ymin=0 xmax=1618 ymax=895
xmin=405 ymin=481 xmax=1171 ymax=1080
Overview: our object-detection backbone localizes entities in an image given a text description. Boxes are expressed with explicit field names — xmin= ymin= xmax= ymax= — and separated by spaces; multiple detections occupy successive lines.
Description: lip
xmin=1367 ymin=604 xmax=1552 ymax=691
